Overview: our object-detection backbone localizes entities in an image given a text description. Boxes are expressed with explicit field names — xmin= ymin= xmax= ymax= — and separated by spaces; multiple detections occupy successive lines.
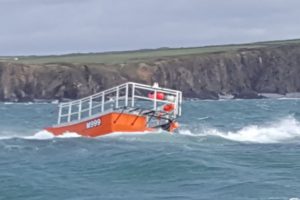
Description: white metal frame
xmin=57 ymin=82 xmax=182 ymax=125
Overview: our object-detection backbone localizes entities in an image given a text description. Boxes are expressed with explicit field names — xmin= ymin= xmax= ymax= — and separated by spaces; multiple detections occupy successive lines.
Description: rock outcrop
xmin=1 ymin=43 xmax=300 ymax=101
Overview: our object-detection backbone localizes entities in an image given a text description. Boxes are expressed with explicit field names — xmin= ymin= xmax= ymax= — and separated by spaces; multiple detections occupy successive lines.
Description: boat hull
xmin=46 ymin=112 xmax=150 ymax=137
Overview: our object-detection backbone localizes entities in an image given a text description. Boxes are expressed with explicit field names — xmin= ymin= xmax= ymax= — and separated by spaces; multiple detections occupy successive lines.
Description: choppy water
xmin=1 ymin=99 xmax=300 ymax=200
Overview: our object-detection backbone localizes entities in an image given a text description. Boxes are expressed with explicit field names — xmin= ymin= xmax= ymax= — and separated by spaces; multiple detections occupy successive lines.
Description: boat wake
xmin=179 ymin=116 xmax=300 ymax=143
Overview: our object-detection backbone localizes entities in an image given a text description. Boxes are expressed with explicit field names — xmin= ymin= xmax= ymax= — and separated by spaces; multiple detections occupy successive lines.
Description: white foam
xmin=179 ymin=116 xmax=300 ymax=144
xmin=56 ymin=132 xmax=82 ymax=138
xmin=0 ymin=130 xmax=82 ymax=141
xmin=25 ymin=130 xmax=55 ymax=140
xmin=101 ymin=130 xmax=161 ymax=138
xmin=3 ymin=102 xmax=14 ymax=105
xmin=197 ymin=117 xmax=210 ymax=121
xmin=0 ymin=136 xmax=14 ymax=140
xmin=178 ymin=129 xmax=205 ymax=137
xmin=0 ymin=128 xmax=161 ymax=141
xmin=27 ymin=130 xmax=81 ymax=140
xmin=2 ymin=117 xmax=300 ymax=143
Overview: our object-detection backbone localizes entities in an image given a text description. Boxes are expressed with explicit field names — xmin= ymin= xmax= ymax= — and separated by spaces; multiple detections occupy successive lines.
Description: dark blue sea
xmin=1 ymin=99 xmax=300 ymax=200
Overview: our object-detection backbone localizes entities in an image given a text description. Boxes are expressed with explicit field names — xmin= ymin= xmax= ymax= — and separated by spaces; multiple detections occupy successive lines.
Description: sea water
xmin=0 ymin=99 xmax=300 ymax=200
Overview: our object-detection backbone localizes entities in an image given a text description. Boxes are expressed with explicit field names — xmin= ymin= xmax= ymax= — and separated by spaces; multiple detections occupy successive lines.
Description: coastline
xmin=1 ymin=41 xmax=300 ymax=102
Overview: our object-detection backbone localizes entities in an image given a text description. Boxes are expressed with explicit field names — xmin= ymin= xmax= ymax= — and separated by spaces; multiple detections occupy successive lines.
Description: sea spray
xmin=179 ymin=116 xmax=300 ymax=143
xmin=0 ymin=130 xmax=82 ymax=140
xmin=27 ymin=130 xmax=82 ymax=140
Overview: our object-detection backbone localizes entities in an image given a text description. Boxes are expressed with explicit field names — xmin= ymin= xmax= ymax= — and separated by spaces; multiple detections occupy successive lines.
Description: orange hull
xmin=46 ymin=112 xmax=151 ymax=137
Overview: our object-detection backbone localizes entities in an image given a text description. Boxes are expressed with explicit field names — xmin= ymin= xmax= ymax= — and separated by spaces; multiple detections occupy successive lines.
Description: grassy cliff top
xmin=1 ymin=39 xmax=300 ymax=65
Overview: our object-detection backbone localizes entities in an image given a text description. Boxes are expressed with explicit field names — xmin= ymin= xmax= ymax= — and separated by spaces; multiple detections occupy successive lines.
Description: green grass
xmin=254 ymin=38 xmax=300 ymax=45
xmin=1 ymin=39 xmax=300 ymax=65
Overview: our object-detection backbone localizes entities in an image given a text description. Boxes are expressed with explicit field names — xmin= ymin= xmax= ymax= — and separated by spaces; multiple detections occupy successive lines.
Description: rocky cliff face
xmin=1 ymin=44 xmax=300 ymax=102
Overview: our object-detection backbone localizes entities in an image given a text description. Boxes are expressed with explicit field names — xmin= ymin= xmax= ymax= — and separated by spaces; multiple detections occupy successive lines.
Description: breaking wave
xmin=27 ymin=130 xmax=82 ymax=140
xmin=0 ymin=130 xmax=81 ymax=140
xmin=179 ymin=116 xmax=300 ymax=143
xmin=1 ymin=116 xmax=300 ymax=144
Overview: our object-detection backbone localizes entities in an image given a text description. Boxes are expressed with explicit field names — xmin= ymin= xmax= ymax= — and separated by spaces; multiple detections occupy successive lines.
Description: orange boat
xmin=46 ymin=82 xmax=182 ymax=137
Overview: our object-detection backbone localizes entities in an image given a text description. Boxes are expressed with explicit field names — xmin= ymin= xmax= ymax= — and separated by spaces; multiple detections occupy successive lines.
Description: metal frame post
xmin=179 ymin=92 xmax=182 ymax=116
xmin=78 ymin=100 xmax=82 ymax=120
xmin=116 ymin=87 xmax=119 ymax=109
xmin=89 ymin=96 xmax=92 ymax=116
xmin=131 ymin=83 xmax=135 ymax=107
xmin=125 ymin=83 xmax=128 ymax=107
xmin=154 ymin=90 xmax=157 ymax=111
xmin=57 ymin=105 xmax=62 ymax=124
xmin=68 ymin=103 xmax=72 ymax=122
xmin=174 ymin=91 xmax=179 ymax=118
xmin=101 ymin=93 xmax=104 ymax=112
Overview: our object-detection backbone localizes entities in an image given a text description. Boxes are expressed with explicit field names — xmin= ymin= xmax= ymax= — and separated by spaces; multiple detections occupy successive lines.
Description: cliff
xmin=1 ymin=41 xmax=300 ymax=102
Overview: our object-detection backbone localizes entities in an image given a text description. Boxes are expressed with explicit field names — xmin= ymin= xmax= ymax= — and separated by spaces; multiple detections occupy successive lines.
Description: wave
xmin=179 ymin=116 xmax=300 ymax=143
xmin=101 ymin=131 xmax=160 ymax=138
xmin=27 ymin=130 xmax=81 ymax=140
xmin=0 ymin=130 xmax=160 ymax=141
xmin=1 ymin=116 xmax=300 ymax=144
xmin=2 ymin=100 xmax=59 ymax=105
xmin=0 ymin=128 xmax=163 ymax=141
xmin=0 ymin=130 xmax=82 ymax=141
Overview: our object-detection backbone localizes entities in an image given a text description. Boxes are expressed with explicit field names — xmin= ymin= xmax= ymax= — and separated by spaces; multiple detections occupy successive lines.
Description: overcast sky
xmin=1 ymin=0 xmax=300 ymax=55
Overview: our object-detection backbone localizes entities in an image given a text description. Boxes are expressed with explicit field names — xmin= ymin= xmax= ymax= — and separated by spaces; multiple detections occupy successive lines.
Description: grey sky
xmin=1 ymin=0 xmax=300 ymax=55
